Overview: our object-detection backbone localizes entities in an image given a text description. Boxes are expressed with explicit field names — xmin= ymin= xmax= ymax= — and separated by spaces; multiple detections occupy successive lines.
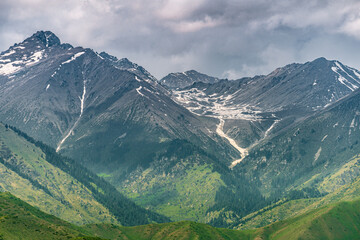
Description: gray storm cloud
xmin=1 ymin=0 xmax=360 ymax=79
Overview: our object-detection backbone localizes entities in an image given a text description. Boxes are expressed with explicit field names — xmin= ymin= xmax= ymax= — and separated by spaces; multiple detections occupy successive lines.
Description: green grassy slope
xmin=237 ymin=198 xmax=318 ymax=230
xmin=114 ymin=139 xmax=266 ymax=227
xmin=120 ymin=162 xmax=226 ymax=222
xmin=114 ymin=221 xmax=254 ymax=240
xmin=84 ymin=221 xmax=256 ymax=240
xmin=2 ymin=191 xmax=360 ymax=240
xmin=0 ymin=191 xmax=254 ymax=240
xmin=238 ymin=154 xmax=360 ymax=230
xmin=0 ymin=123 xmax=169 ymax=226
xmin=259 ymin=199 xmax=360 ymax=240
xmin=0 ymin=192 xmax=91 ymax=240
xmin=0 ymin=124 xmax=117 ymax=225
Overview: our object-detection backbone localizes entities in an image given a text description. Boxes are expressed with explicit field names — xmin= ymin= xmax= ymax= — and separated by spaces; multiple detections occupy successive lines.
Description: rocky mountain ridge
xmin=170 ymin=57 xmax=360 ymax=155
xmin=2 ymin=30 xmax=360 ymax=228
xmin=160 ymin=70 xmax=220 ymax=89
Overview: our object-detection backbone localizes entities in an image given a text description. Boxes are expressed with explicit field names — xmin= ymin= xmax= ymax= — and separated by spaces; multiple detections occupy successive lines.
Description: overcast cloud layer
xmin=1 ymin=0 xmax=360 ymax=79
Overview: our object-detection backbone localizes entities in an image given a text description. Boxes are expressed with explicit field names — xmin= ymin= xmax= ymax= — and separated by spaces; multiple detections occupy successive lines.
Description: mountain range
xmin=1 ymin=30 xmax=360 ymax=235
xmin=0 ymin=31 xmax=259 ymax=224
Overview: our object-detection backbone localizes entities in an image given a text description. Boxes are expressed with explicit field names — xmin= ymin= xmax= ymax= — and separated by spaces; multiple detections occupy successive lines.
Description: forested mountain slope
xmin=0 ymin=123 xmax=168 ymax=226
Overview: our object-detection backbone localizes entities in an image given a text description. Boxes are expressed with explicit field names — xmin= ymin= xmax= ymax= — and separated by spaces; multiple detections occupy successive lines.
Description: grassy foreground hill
xmin=258 ymin=199 xmax=360 ymax=240
xmin=1 ymin=190 xmax=360 ymax=239
xmin=0 ymin=191 xmax=254 ymax=240
xmin=0 ymin=192 xmax=88 ymax=239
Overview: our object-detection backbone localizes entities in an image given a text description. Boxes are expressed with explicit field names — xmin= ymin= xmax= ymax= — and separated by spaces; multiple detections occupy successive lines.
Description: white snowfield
xmin=0 ymin=61 xmax=22 ymax=75
xmin=173 ymin=88 xmax=261 ymax=120
xmin=0 ymin=49 xmax=45 ymax=75
xmin=1 ymin=50 xmax=15 ymax=58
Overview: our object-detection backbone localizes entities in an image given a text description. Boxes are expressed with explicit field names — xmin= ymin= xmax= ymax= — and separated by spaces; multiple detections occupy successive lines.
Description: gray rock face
xmin=171 ymin=58 xmax=360 ymax=146
xmin=160 ymin=70 xmax=220 ymax=89
xmin=173 ymin=58 xmax=360 ymax=117
xmin=0 ymin=31 xmax=235 ymax=173
xmin=99 ymin=52 xmax=159 ymax=83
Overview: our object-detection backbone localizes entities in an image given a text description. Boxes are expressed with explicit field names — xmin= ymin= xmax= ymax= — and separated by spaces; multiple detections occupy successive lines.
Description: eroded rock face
xmin=0 ymin=31 xmax=234 ymax=172
xmin=160 ymin=70 xmax=220 ymax=89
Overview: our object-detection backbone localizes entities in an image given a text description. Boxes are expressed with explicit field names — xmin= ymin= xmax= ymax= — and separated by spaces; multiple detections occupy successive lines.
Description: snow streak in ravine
xmin=216 ymin=118 xmax=249 ymax=168
xmin=56 ymin=79 xmax=87 ymax=152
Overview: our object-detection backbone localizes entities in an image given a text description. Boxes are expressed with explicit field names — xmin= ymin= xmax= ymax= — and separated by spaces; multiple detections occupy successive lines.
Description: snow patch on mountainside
xmin=321 ymin=135 xmax=328 ymax=142
xmin=1 ymin=50 xmax=16 ymax=58
xmin=216 ymin=118 xmax=249 ymax=168
xmin=13 ymin=46 xmax=25 ymax=50
xmin=136 ymin=86 xmax=144 ymax=97
xmin=173 ymin=88 xmax=261 ymax=120
xmin=331 ymin=62 xmax=360 ymax=91
xmin=264 ymin=120 xmax=279 ymax=139
xmin=0 ymin=62 xmax=22 ymax=75
xmin=26 ymin=50 xmax=45 ymax=67
xmin=51 ymin=51 xmax=85 ymax=78
xmin=335 ymin=62 xmax=360 ymax=84
xmin=56 ymin=79 xmax=87 ymax=152
xmin=314 ymin=147 xmax=322 ymax=163
xmin=0 ymin=50 xmax=45 ymax=75
xmin=62 ymin=52 xmax=85 ymax=65
xmin=350 ymin=68 xmax=360 ymax=80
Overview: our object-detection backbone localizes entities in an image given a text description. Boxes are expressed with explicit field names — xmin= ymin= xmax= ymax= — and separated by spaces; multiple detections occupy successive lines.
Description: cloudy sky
xmin=1 ymin=0 xmax=360 ymax=79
